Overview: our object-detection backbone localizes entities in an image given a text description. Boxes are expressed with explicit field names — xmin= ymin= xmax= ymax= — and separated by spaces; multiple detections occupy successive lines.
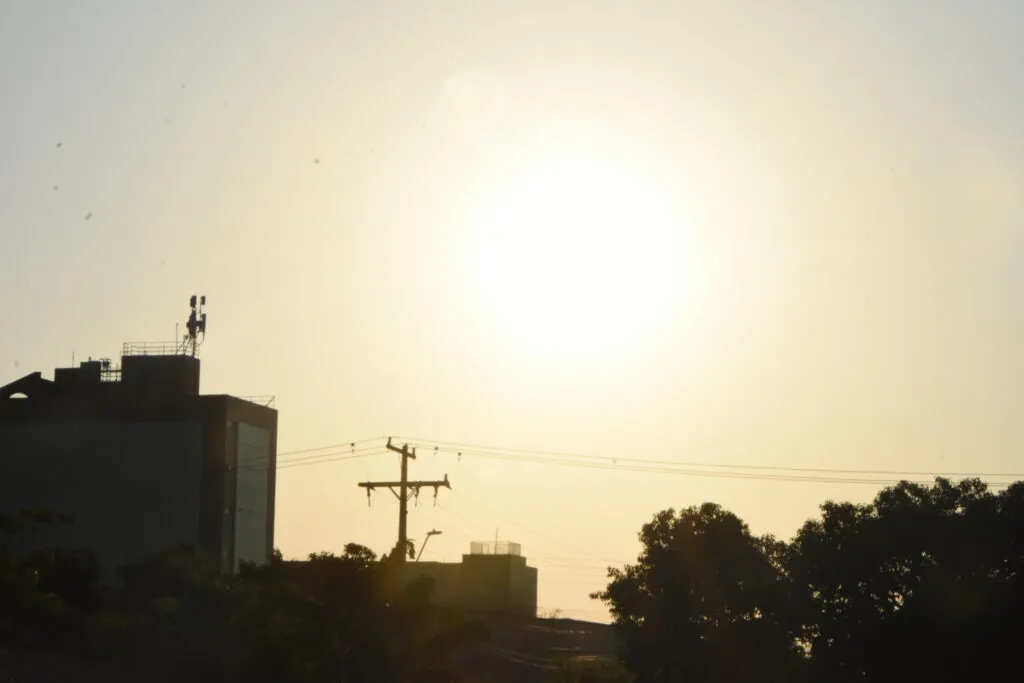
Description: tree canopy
xmin=7 ymin=476 xmax=1024 ymax=682
xmin=0 ymin=512 xmax=487 ymax=682
xmin=594 ymin=478 xmax=1024 ymax=683
xmin=592 ymin=503 xmax=803 ymax=683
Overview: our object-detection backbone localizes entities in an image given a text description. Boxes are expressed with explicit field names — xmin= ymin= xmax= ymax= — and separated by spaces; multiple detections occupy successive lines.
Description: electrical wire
xmin=237 ymin=443 xmax=386 ymax=468
xmin=452 ymin=489 xmax=628 ymax=565
xmin=451 ymin=449 xmax=1011 ymax=486
xmin=237 ymin=448 xmax=386 ymax=472
xmin=394 ymin=435 xmax=1024 ymax=480
xmin=238 ymin=448 xmax=377 ymax=469
xmin=235 ymin=434 xmax=1022 ymax=485
xmin=275 ymin=437 xmax=387 ymax=459
xmin=374 ymin=468 xmax=628 ymax=575
xmin=433 ymin=502 xmax=624 ymax=575
xmin=277 ymin=449 xmax=384 ymax=470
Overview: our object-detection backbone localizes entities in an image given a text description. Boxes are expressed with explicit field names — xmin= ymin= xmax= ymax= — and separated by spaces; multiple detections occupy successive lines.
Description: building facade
xmin=0 ymin=348 xmax=277 ymax=578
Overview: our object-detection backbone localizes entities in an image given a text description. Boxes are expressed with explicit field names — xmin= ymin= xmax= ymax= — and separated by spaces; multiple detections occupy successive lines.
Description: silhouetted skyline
xmin=3 ymin=1 xmax=1024 ymax=621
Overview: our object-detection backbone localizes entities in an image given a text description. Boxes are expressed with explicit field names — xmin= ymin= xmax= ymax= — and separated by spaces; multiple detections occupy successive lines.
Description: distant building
xmin=0 ymin=343 xmax=277 ymax=578
xmin=403 ymin=541 xmax=538 ymax=618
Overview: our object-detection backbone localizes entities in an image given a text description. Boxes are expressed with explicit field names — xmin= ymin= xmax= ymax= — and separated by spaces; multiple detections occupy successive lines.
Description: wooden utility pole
xmin=358 ymin=437 xmax=450 ymax=563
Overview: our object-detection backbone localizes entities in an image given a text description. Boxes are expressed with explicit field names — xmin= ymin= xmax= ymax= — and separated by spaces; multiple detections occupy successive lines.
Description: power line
xmin=452 ymin=449 xmax=1003 ymax=486
xmin=276 ymin=437 xmax=387 ymax=459
xmin=428 ymin=506 xmax=477 ymax=545
xmin=238 ymin=443 xmax=385 ymax=468
xmin=237 ymin=448 xmax=385 ymax=472
xmin=542 ymin=565 xmax=614 ymax=574
xmin=433 ymin=504 xmax=625 ymax=580
xmin=262 ymin=441 xmax=1019 ymax=486
xmin=238 ymin=446 xmax=384 ymax=469
xmin=277 ymin=450 xmax=383 ymax=471
xmin=530 ymin=559 xmax=618 ymax=573
xmin=433 ymin=502 xmax=487 ymax=537
xmin=241 ymin=434 xmax=1022 ymax=485
xmin=410 ymin=445 xmax=1015 ymax=487
xmin=434 ymin=498 xmax=626 ymax=570
xmin=395 ymin=436 xmax=1024 ymax=480
xmin=529 ymin=553 xmax=628 ymax=568
xmin=452 ymin=490 xmax=626 ymax=565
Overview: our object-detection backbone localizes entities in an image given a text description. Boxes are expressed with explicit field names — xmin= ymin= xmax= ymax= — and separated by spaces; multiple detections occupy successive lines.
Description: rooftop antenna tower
xmin=183 ymin=295 xmax=208 ymax=357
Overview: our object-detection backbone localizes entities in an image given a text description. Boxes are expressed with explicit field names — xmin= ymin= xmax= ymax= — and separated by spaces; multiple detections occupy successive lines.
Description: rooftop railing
xmin=122 ymin=341 xmax=188 ymax=357
xmin=470 ymin=541 xmax=522 ymax=556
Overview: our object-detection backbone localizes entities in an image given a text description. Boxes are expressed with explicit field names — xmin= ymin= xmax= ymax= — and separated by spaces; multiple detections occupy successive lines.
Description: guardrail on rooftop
xmin=471 ymin=541 xmax=522 ymax=556
xmin=122 ymin=341 xmax=188 ymax=357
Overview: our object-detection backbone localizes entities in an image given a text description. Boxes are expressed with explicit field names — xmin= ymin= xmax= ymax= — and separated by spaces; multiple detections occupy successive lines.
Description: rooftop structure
xmin=0 ymin=297 xmax=277 ymax=577
xmin=403 ymin=540 xmax=538 ymax=618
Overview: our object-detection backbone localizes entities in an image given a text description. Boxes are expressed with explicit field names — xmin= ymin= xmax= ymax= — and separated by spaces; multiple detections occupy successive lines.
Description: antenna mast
xmin=183 ymin=295 xmax=208 ymax=357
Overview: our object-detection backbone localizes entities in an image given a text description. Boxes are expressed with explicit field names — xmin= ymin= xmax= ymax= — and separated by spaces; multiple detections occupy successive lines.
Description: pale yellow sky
xmin=3 ymin=1 xmax=1024 ymax=621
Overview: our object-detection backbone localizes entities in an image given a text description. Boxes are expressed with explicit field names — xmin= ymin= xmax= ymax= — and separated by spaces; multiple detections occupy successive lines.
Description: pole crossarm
xmin=359 ymin=478 xmax=450 ymax=502
xmin=359 ymin=478 xmax=450 ymax=500
xmin=358 ymin=478 xmax=450 ymax=490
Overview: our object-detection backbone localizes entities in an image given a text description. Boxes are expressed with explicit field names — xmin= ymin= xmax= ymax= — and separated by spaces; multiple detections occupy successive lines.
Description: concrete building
xmin=0 ymin=343 xmax=277 ymax=578
xmin=403 ymin=541 xmax=538 ymax=618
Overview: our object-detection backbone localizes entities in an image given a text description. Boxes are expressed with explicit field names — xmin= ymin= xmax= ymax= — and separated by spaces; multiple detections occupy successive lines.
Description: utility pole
xmin=358 ymin=437 xmax=450 ymax=564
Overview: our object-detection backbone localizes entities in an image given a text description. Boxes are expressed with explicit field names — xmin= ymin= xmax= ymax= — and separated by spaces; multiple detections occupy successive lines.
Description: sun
xmin=465 ymin=146 xmax=698 ymax=363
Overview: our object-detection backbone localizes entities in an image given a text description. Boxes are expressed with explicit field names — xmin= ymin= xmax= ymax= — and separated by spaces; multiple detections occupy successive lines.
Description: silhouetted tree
xmin=592 ymin=503 xmax=805 ymax=683
xmin=1 ymin=514 xmax=486 ymax=682
xmin=788 ymin=478 xmax=1024 ymax=683
xmin=0 ymin=510 xmax=99 ymax=650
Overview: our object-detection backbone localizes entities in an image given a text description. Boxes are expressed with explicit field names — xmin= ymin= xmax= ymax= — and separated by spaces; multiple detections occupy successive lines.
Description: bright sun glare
xmin=468 ymin=147 xmax=696 ymax=362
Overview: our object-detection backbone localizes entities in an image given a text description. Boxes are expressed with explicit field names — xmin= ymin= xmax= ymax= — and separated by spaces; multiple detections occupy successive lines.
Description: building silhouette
xmin=403 ymin=540 xmax=538 ymax=618
xmin=0 ymin=343 xmax=277 ymax=578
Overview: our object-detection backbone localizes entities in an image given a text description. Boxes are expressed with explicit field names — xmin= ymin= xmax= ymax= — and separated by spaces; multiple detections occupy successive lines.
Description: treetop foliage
xmin=594 ymin=478 xmax=1024 ymax=683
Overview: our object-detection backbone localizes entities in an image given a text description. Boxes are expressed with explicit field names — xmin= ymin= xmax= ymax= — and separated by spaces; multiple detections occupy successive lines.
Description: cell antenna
xmin=183 ymin=294 xmax=208 ymax=357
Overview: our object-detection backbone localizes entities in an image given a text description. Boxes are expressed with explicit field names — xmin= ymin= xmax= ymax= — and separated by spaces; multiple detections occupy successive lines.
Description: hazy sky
xmin=3 ymin=1 xmax=1024 ymax=621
